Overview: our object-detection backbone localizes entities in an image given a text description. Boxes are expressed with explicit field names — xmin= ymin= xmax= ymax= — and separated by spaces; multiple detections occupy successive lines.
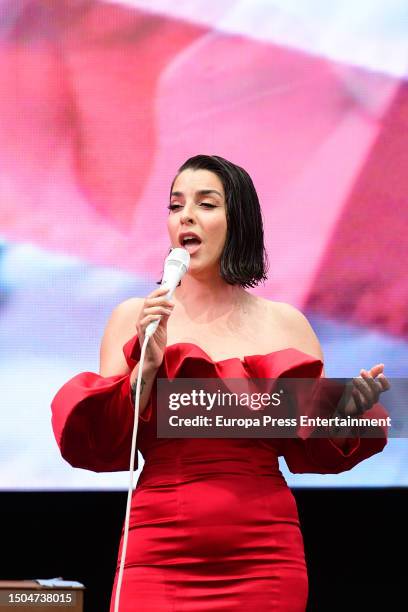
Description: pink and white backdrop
xmin=0 ymin=0 xmax=407 ymax=489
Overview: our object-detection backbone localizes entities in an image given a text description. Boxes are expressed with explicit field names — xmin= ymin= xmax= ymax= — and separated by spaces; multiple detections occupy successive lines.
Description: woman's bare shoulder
xmin=113 ymin=296 xmax=143 ymax=316
xmin=253 ymin=295 xmax=297 ymax=320
xmin=105 ymin=297 xmax=143 ymax=340
xmin=99 ymin=297 xmax=144 ymax=376
xmin=255 ymin=295 xmax=308 ymax=320
xmin=256 ymin=296 xmax=325 ymax=363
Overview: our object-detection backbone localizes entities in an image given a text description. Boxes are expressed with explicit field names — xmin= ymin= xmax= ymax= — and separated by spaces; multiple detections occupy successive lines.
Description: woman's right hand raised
xmin=136 ymin=287 xmax=175 ymax=369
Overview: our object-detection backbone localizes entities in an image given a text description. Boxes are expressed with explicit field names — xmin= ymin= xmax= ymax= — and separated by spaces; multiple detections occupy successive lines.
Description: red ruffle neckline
xmin=122 ymin=334 xmax=324 ymax=380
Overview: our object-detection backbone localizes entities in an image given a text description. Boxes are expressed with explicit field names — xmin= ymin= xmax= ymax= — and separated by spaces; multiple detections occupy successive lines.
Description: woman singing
xmin=51 ymin=154 xmax=390 ymax=611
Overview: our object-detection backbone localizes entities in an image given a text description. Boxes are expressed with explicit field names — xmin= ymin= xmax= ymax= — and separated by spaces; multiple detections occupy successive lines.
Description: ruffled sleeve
xmin=244 ymin=349 xmax=389 ymax=475
xmin=282 ymin=402 xmax=388 ymax=474
xmin=51 ymin=335 xmax=153 ymax=473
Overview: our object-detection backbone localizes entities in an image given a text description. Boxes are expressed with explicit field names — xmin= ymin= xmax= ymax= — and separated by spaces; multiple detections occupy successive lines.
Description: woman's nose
xmin=180 ymin=206 xmax=195 ymax=224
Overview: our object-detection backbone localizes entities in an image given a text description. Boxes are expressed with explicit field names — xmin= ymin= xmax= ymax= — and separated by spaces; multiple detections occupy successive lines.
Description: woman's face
xmin=167 ymin=168 xmax=227 ymax=275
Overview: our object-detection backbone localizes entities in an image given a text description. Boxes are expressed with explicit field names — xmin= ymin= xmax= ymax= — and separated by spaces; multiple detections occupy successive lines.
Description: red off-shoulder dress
xmin=51 ymin=335 xmax=388 ymax=611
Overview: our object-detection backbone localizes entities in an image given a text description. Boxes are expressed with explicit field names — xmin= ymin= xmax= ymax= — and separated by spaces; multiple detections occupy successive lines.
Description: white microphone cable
xmin=113 ymin=332 xmax=150 ymax=612
xmin=114 ymin=248 xmax=190 ymax=611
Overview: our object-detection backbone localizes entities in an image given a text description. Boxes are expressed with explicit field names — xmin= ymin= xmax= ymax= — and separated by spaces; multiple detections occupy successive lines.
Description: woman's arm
xmin=50 ymin=298 xmax=159 ymax=472
xmin=99 ymin=298 xmax=159 ymax=420
xmin=274 ymin=304 xmax=388 ymax=473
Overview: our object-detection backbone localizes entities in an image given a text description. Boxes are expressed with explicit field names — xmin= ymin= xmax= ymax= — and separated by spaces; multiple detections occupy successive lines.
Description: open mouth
xmin=180 ymin=236 xmax=202 ymax=254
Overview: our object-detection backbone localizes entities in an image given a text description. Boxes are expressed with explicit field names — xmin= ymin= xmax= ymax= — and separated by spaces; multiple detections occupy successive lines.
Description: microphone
xmin=145 ymin=247 xmax=190 ymax=338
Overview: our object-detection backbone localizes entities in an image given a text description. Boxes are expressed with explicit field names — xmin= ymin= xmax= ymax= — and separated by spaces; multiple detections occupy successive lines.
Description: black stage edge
xmin=0 ymin=489 xmax=405 ymax=611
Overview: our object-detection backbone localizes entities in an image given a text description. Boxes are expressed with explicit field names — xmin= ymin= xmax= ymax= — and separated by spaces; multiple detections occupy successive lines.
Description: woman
xmin=51 ymin=155 xmax=390 ymax=611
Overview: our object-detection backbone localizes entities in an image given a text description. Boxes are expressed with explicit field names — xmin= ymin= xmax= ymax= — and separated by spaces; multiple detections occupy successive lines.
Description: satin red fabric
xmin=51 ymin=336 xmax=388 ymax=611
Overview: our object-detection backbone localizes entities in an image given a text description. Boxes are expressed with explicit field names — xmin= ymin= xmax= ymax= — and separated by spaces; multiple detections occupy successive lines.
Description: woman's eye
xmin=167 ymin=203 xmax=216 ymax=211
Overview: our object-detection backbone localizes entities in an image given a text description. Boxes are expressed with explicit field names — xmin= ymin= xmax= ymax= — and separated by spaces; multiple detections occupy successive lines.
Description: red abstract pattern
xmin=0 ymin=0 xmax=406 ymax=339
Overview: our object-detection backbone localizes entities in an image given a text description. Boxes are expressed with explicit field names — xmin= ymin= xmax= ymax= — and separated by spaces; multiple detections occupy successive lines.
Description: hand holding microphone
xmin=135 ymin=248 xmax=190 ymax=369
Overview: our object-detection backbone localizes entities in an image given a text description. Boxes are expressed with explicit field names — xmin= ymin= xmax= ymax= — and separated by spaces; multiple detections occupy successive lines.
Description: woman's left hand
xmin=339 ymin=364 xmax=391 ymax=418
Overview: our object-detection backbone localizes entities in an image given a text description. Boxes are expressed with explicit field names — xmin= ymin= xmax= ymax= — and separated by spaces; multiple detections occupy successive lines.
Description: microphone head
xmin=161 ymin=247 xmax=190 ymax=295
xmin=145 ymin=247 xmax=190 ymax=337
xmin=165 ymin=247 xmax=190 ymax=270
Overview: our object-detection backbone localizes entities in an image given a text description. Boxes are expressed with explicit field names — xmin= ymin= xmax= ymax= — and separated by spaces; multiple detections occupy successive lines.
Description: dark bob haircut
xmin=158 ymin=154 xmax=269 ymax=288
